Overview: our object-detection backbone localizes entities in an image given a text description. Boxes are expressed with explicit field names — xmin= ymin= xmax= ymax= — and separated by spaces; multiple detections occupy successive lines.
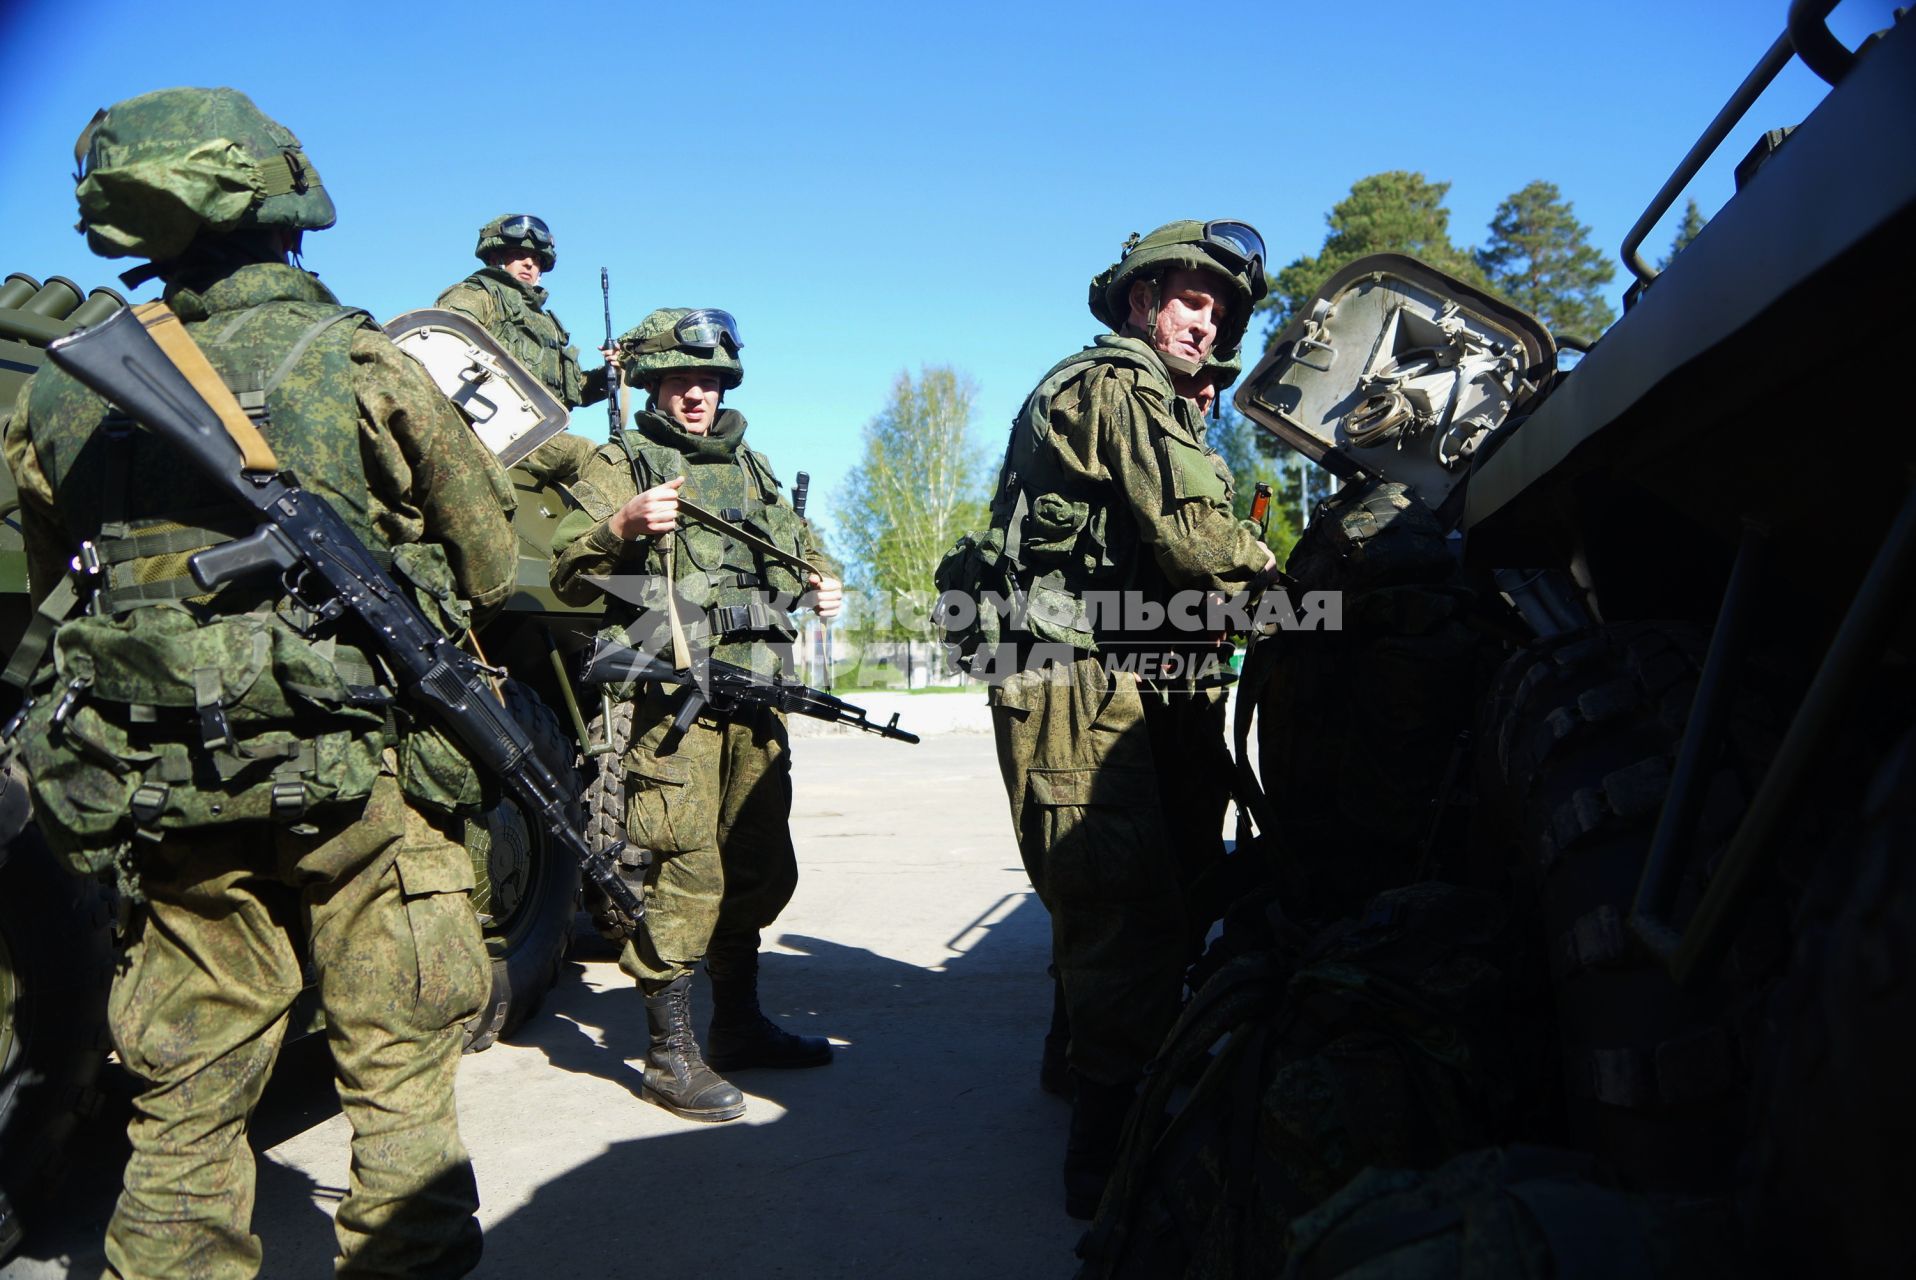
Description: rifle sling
xmin=132 ymin=302 xmax=280 ymax=473
xmin=675 ymin=495 xmax=817 ymax=580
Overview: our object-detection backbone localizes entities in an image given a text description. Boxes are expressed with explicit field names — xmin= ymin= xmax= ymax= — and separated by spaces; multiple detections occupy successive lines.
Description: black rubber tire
xmin=1481 ymin=623 xmax=1775 ymax=1192
xmin=462 ymin=679 xmax=582 ymax=1051
xmin=0 ymin=830 xmax=115 ymax=1242
xmin=578 ymin=697 xmax=633 ymax=942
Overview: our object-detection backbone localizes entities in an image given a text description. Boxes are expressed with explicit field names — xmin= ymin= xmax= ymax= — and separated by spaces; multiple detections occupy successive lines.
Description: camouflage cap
xmin=1088 ymin=219 xmax=1271 ymax=362
xmin=475 ymin=213 xmax=556 ymax=272
xmin=73 ymin=87 xmax=335 ymax=262
xmin=618 ymin=308 xmax=744 ymax=391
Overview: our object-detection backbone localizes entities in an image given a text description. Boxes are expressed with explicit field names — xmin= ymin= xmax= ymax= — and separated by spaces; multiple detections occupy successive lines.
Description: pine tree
xmin=1475 ymin=180 xmax=1617 ymax=342
xmin=1260 ymin=171 xmax=1489 ymax=346
xmin=1660 ymin=198 xmax=1707 ymax=268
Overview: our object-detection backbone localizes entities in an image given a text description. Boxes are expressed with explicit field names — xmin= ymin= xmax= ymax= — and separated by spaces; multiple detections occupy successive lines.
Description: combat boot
xmin=1063 ymin=1076 xmax=1137 ymax=1220
xmin=706 ymin=939 xmax=833 ymax=1071
xmin=638 ymin=975 xmax=746 ymax=1122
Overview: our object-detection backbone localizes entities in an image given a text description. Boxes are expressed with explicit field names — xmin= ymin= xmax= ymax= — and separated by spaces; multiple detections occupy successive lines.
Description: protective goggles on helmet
xmin=634 ymin=309 xmax=743 ymax=355
xmin=497 ymin=214 xmax=553 ymax=247
xmin=1201 ymin=220 xmax=1265 ymax=275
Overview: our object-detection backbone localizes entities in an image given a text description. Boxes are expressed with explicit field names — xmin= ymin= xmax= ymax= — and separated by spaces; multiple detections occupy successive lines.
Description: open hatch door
xmin=1234 ymin=253 xmax=1555 ymax=523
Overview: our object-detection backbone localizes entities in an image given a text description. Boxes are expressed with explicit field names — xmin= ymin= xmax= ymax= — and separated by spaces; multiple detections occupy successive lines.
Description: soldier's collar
xmin=635 ymin=406 xmax=747 ymax=460
xmin=164 ymin=263 xmax=339 ymax=321
xmin=474 ymin=266 xmax=548 ymax=307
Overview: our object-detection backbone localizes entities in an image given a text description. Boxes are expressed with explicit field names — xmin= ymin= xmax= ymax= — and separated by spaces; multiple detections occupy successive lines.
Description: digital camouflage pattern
xmin=548 ymin=404 xmax=835 ymax=988
xmin=472 ymin=214 xmax=555 ymax=271
xmin=617 ymin=308 xmax=744 ymax=391
xmin=73 ymin=87 xmax=336 ymax=263
xmin=104 ymin=776 xmax=487 ymax=1280
xmin=990 ymin=657 xmax=1231 ymax=1084
xmin=4 ymin=242 xmax=515 ymax=1275
xmin=966 ymin=335 xmax=1265 ymax=1088
xmin=1087 ymin=221 xmax=1268 ymax=363
xmin=435 ymin=269 xmax=605 ymax=411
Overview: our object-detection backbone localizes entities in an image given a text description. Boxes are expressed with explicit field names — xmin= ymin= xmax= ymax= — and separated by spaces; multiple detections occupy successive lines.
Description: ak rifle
xmin=45 ymin=303 xmax=649 ymax=937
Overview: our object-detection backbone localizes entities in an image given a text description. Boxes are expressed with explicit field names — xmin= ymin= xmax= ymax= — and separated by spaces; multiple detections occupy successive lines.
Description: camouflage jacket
xmin=5 ymin=263 xmax=518 ymax=621
xmin=990 ymin=334 xmax=1267 ymax=651
xmin=436 ymin=268 xmax=607 ymax=410
xmin=549 ymin=407 xmax=837 ymax=674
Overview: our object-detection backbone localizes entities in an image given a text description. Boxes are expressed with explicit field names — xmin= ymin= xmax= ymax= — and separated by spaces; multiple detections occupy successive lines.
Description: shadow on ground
xmin=5 ymin=904 xmax=1083 ymax=1279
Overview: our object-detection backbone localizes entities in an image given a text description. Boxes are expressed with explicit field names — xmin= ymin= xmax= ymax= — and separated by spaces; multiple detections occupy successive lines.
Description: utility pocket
xmin=621 ymin=754 xmax=701 ymax=855
xmin=1024 ymin=764 xmax=1165 ymax=905
xmin=394 ymin=841 xmax=488 ymax=1032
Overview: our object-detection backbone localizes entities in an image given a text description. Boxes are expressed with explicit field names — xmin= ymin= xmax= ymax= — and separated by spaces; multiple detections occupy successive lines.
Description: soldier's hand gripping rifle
xmin=582 ymin=635 xmax=920 ymax=745
xmin=45 ymin=302 xmax=649 ymax=936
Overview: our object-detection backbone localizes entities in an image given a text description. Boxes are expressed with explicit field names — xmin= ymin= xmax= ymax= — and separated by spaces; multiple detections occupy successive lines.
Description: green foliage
xmin=1661 ymin=198 xmax=1707 ymax=268
xmin=1260 ymin=171 xmax=1490 ymax=344
xmin=834 ymin=365 xmax=987 ymax=641
xmin=1474 ymin=180 xmax=1616 ymax=342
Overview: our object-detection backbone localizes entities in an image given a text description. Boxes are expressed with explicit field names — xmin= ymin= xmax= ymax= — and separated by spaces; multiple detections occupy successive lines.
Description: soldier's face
xmin=488 ymin=248 xmax=543 ymax=286
xmin=658 ymin=372 xmax=724 ymax=434
xmin=1133 ymin=268 xmax=1229 ymax=367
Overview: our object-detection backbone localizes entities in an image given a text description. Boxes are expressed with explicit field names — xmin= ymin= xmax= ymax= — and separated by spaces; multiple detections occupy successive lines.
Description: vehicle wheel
xmin=579 ymin=696 xmax=633 ymax=942
xmin=462 ymin=679 xmax=583 ymax=1051
xmin=1481 ymin=622 xmax=1779 ymax=1191
xmin=0 ymin=829 xmax=114 ymax=1244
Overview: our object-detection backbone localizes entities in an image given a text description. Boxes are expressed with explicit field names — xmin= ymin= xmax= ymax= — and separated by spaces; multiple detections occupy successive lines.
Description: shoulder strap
xmin=260 ymin=308 xmax=371 ymax=398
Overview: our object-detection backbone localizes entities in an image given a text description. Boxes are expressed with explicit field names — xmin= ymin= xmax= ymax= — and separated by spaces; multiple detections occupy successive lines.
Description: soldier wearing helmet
xmin=975 ymin=220 xmax=1279 ymax=1217
xmin=435 ymin=213 xmax=617 ymax=484
xmin=3 ymin=88 xmax=515 ymax=1276
xmin=549 ymin=308 xmax=843 ymax=1122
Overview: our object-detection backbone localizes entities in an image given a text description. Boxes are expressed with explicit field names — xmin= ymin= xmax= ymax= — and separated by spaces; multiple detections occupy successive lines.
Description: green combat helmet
xmin=1088 ymin=219 xmax=1270 ymax=371
xmin=618 ymin=307 xmax=744 ymax=392
xmin=475 ymin=213 xmax=557 ymax=272
xmin=73 ymin=87 xmax=335 ymax=266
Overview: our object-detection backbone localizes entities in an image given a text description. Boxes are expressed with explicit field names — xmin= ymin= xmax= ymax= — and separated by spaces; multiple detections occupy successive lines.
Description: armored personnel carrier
xmin=1084 ymin=3 xmax=1916 ymax=1273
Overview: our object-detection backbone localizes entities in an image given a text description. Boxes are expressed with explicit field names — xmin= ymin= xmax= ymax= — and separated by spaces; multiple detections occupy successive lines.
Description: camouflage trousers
xmin=616 ymin=683 xmax=798 ymax=990
xmin=990 ymin=655 xmax=1231 ymax=1085
xmin=104 ymin=772 xmax=488 ymax=1280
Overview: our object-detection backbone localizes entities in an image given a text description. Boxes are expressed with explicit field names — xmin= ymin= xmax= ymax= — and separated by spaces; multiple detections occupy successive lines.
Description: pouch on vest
xmin=387 ymin=539 xmax=485 ymax=814
xmin=933 ymin=525 xmax=1010 ymax=673
xmin=16 ymin=604 xmax=392 ymax=875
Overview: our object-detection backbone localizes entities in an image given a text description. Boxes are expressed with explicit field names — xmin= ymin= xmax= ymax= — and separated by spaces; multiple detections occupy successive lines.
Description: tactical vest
xmin=12 ymin=273 xmax=470 ymax=879
xmin=603 ymin=411 xmax=811 ymax=670
xmin=443 ymin=269 xmax=586 ymax=407
xmin=935 ymin=336 xmax=1235 ymax=664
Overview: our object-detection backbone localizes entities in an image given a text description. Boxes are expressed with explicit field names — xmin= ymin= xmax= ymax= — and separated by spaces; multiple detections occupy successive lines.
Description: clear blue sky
xmin=0 ymin=0 xmax=1892 ymax=542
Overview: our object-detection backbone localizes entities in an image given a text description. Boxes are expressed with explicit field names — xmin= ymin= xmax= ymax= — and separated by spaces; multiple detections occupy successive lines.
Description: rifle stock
xmin=45 ymin=303 xmax=650 ymax=937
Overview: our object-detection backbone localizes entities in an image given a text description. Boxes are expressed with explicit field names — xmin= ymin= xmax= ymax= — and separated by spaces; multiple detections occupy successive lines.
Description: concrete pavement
xmin=2 ymin=728 xmax=1090 ymax=1279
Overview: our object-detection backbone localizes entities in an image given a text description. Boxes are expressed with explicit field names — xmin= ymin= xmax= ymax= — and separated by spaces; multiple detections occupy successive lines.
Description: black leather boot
xmin=706 ymin=940 xmax=833 ymax=1071
xmin=1040 ymin=967 xmax=1072 ymax=1098
xmin=1063 ymin=1076 xmax=1137 ymax=1220
xmin=639 ymin=975 xmax=746 ymax=1122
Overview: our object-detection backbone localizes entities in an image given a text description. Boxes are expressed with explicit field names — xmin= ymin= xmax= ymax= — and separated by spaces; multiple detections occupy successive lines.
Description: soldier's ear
xmin=1127 ymin=278 xmax=1157 ymax=330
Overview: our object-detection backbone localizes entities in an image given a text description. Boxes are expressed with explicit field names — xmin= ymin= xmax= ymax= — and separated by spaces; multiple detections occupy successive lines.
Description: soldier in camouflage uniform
xmin=435 ymin=214 xmax=616 ymax=485
xmin=549 ymin=308 xmax=841 ymax=1122
xmin=977 ymin=221 xmax=1277 ymax=1217
xmin=2 ymin=89 xmax=516 ymax=1279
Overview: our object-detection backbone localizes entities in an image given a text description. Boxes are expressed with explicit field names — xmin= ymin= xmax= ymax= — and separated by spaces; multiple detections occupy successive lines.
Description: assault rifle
xmin=582 ymin=635 xmax=920 ymax=745
xmin=45 ymin=303 xmax=649 ymax=937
